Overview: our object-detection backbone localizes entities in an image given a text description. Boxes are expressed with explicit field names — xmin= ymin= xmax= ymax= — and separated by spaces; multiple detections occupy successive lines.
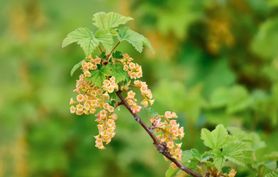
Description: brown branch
xmin=114 ymin=100 xmax=123 ymax=108
xmin=116 ymin=91 xmax=202 ymax=177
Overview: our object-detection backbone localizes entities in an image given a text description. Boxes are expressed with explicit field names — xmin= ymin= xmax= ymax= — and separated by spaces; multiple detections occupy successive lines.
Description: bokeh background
xmin=0 ymin=0 xmax=278 ymax=177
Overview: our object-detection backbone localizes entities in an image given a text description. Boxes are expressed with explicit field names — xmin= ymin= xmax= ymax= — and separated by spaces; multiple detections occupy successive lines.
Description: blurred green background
xmin=0 ymin=0 xmax=278 ymax=177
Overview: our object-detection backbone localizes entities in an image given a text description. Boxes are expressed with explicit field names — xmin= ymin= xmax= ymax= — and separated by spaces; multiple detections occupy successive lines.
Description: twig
xmin=98 ymin=46 xmax=103 ymax=53
xmin=116 ymin=91 xmax=203 ymax=177
xmin=106 ymin=41 xmax=120 ymax=60
xmin=114 ymin=101 xmax=123 ymax=108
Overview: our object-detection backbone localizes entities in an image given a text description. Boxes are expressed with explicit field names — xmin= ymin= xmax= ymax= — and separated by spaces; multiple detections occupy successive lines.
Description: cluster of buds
xmin=70 ymin=56 xmax=118 ymax=149
xmin=150 ymin=111 xmax=184 ymax=160
xmin=102 ymin=76 xmax=118 ymax=93
xmin=69 ymin=74 xmax=107 ymax=115
xmin=82 ymin=56 xmax=101 ymax=78
xmin=94 ymin=103 xmax=118 ymax=149
xmin=121 ymin=54 xmax=142 ymax=79
xmin=125 ymin=91 xmax=142 ymax=113
xmin=134 ymin=80 xmax=154 ymax=107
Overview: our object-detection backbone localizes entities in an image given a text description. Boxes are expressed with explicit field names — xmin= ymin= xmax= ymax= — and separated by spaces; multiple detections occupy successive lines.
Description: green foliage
xmin=209 ymin=86 xmax=253 ymax=114
xmin=87 ymin=67 xmax=108 ymax=87
xmin=117 ymin=26 xmax=153 ymax=53
xmin=92 ymin=12 xmax=133 ymax=30
xmin=201 ymin=124 xmax=228 ymax=150
xmin=63 ymin=12 xmax=152 ymax=55
xmin=85 ymin=62 xmax=128 ymax=87
xmin=107 ymin=63 xmax=129 ymax=83
xmin=167 ymin=125 xmax=271 ymax=176
xmin=95 ymin=29 xmax=114 ymax=52
xmin=137 ymin=0 xmax=204 ymax=39
xmin=70 ymin=61 xmax=82 ymax=76
xmin=201 ymin=125 xmax=251 ymax=169
xmin=252 ymin=17 xmax=278 ymax=59
xmin=165 ymin=166 xmax=179 ymax=177
xmin=62 ymin=27 xmax=99 ymax=56
xmin=265 ymin=171 xmax=278 ymax=177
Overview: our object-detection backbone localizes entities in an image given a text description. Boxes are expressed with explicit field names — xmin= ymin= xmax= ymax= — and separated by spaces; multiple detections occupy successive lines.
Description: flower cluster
xmin=125 ymin=91 xmax=142 ymax=113
xmin=102 ymin=76 xmax=118 ymax=93
xmin=69 ymin=56 xmax=118 ymax=149
xmin=69 ymin=74 xmax=107 ymax=115
xmin=121 ymin=54 xmax=142 ymax=79
xmin=95 ymin=103 xmax=117 ymax=149
xmin=150 ymin=111 xmax=184 ymax=160
xmin=82 ymin=56 xmax=101 ymax=78
xmin=134 ymin=80 xmax=154 ymax=107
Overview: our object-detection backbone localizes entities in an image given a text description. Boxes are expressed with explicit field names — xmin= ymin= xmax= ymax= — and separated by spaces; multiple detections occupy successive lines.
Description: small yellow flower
xmin=84 ymin=71 xmax=91 ymax=77
xmin=69 ymin=98 xmax=75 ymax=105
xmin=70 ymin=106 xmax=76 ymax=113
xmin=76 ymin=94 xmax=85 ymax=102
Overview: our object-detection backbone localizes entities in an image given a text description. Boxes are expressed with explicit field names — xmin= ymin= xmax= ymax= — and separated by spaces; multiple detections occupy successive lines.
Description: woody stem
xmin=116 ymin=91 xmax=202 ymax=177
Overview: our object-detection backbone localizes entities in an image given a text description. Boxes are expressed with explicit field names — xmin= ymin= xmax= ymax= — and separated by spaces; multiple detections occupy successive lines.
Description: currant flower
xmin=102 ymin=76 xmax=118 ymax=93
xmin=125 ymin=90 xmax=142 ymax=113
xmin=120 ymin=54 xmax=143 ymax=79
xmin=95 ymin=108 xmax=118 ymax=149
xmin=150 ymin=112 xmax=184 ymax=161
xmin=134 ymin=80 xmax=154 ymax=107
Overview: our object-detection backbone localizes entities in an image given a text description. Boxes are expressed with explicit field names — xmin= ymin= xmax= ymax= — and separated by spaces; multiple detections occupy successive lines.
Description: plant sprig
xmin=63 ymin=12 xmax=277 ymax=177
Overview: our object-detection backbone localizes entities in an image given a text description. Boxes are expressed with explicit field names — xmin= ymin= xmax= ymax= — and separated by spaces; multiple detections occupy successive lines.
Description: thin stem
xmin=98 ymin=46 xmax=103 ymax=53
xmin=106 ymin=41 xmax=120 ymax=60
xmin=116 ymin=91 xmax=202 ymax=177
xmin=114 ymin=101 xmax=123 ymax=108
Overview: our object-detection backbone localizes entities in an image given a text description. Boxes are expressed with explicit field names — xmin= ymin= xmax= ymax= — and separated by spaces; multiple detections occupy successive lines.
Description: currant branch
xmin=64 ymin=12 xmax=203 ymax=177
xmin=116 ymin=91 xmax=202 ymax=177
xmin=63 ymin=12 xmax=278 ymax=177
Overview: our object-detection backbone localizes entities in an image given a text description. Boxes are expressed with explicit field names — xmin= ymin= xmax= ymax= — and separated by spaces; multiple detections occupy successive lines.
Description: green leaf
xmin=141 ymin=1 xmax=203 ymax=39
xmin=209 ymin=86 xmax=252 ymax=113
xmin=165 ymin=166 xmax=179 ymax=177
xmin=70 ymin=61 xmax=82 ymax=76
xmin=109 ymin=92 xmax=117 ymax=101
xmin=87 ymin=63 xmax=127 ymax=87
xmin=190 ymin=149 xmax=202 ymax=161
xmin=92 ymin=12 xmax=133 ymax=30
xmin=62 ymin=28 xmax=99 ymax=56
xmin=95 ymin=30 xmax=114 ymax=53
xmin=101 ymin=64 xmax=113 ymax=76
xmin=265 ymin=171 xmax=278 ymax=177
xmin=182 ymin=150 xmax=194 ymax=163
xmin=201 ymin=124 xmax=228 ymax=150
xmin=111 ymin=64 xmax=128 ymax=83
xmin=117 ymin=26 xmax=153 ymax=53
xmin=112 ymin=51 xmax=123 ymax=58
xmin=226 ymin=86 xmax=252 ymax=114
xmin=181 ymin=149 xmax=200 ymax=169
xmin=252 ymin=17 xmax=278 ymax=59
xmin=209 ymin=87 xmax=229 ymax=108
xmin=222 ymin=140 xmax=251 ymax=167
xmin=88 ymin=69 xmax=106 ymax=87
xmin=213 ymin=155 xmax=225 ymax=171
xmin=105 ymin=63 xmax=128 ymax=83
xmin=88 ymin=65 xmax=112 ymax=87
xmin=228 ymin=127 xmax=266 ymax=151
